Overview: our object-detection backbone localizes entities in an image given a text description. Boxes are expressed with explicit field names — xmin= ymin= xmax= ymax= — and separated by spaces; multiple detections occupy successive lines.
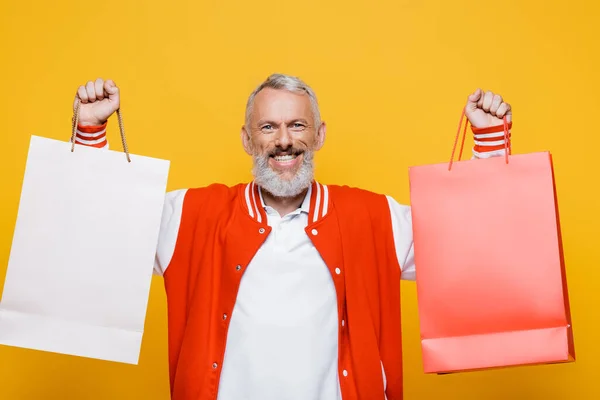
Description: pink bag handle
xmin=448 ymin=108 xmax=510 ymax=171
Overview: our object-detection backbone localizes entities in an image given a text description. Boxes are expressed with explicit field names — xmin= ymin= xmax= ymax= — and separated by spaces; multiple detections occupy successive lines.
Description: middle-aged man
xmin=71 ymin=73 xmax=512 ymax=400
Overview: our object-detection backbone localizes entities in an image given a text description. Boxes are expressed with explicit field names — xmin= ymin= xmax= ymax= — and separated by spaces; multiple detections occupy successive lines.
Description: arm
xmin=153 ymin=189 xmax=186 ymax=275
xmin=72 ymin=78 xmax=185 ymax=277
xmin=389 ymin=88 xmax=513 ymax=281
xmin=387 ymin=197 xmax=416 ymax=281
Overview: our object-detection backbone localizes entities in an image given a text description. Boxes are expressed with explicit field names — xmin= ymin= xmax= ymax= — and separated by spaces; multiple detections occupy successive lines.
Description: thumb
xmin=466 ymin=88 xmax=482 ymax=111
xmin=104 ymin=80 xmax=119 ymax=99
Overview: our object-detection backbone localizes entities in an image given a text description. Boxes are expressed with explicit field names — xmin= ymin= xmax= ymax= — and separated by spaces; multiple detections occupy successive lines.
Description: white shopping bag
xmin=0 ymin=119 xmax=169 ymax=364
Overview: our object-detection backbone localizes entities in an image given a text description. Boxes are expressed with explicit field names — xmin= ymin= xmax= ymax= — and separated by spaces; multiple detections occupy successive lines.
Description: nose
xmin=275 ymin=126 xmax=292 ymax=149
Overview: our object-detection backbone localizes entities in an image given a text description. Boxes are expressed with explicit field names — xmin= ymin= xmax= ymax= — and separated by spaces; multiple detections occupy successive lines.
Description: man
xmin=72 ymin=74 xmax=512 ymax=400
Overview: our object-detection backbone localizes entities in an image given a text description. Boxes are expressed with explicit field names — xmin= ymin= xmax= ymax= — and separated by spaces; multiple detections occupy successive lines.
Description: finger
xmin=465 ymin=89 xmax=482 ymax=115
xmin=77 ymin=85 xmax=89 ymax=103
xmin=95 ymin=78 xmax=105 ymax=101
xmin=467 ymin=88 xmax=482 ymax=105
xmin=505 ymin=104 xmax=512 ymax=123
xmin=482 ymin=90 xmax=494 ymax=112
xmin=490 ymin=94 xmax=503 ymax=115
xmin=496 ymin=103 xmax=509 ymax=118
xmin=477 ymin=90 xmax=485 ymax=108
xmin=104 ymin=79 xmax=119 ymax=97
xmin=86 ymin=81 xmax=97 ymax=102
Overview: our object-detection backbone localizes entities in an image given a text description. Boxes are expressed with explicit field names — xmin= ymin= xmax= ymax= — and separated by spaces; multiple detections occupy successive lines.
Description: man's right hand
xmin=74 ymin=78 xmax=120 ymax=126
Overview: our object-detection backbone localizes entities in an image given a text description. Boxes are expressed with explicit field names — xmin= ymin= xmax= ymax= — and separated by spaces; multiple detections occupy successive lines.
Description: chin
xmin=273 ymin=169 xmax=300 ymax=182
xmin=252 ymin=153 xmax=315 ymax=198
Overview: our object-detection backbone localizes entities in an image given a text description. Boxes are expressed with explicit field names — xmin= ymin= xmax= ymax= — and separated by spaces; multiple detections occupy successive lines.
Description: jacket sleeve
xmin=387 ymin=122 xmax=512 ymax=281
xmin=71 ymin=122 xmax=186 ymax=277
xmin=72 ymin=123 xmax=109 ymax=148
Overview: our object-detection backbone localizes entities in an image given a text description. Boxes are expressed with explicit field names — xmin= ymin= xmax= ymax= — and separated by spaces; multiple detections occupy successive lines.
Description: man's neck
xmin=261 ymin=188 xmax=308 ymax=217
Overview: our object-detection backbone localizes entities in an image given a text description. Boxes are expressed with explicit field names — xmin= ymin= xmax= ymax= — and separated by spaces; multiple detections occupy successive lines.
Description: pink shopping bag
xmin=408 ymin=112 xmax=575 ymax=373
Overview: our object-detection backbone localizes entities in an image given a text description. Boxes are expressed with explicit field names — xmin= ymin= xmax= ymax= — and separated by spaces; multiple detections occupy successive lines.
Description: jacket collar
xmin=258 ymin=184 xmax=312 ymax=215
xmin=243 ymin=181 xmax=330 ymax=224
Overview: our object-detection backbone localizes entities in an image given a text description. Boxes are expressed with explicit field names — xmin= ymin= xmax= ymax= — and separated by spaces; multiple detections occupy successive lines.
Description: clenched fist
xmin=465 ymin=89 xmax=512 ymax=129
xmin=74 ymin=78 xmax=120 ymax=126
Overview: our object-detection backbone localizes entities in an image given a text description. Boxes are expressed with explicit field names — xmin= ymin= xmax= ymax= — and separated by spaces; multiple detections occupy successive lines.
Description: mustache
xmin=264 ymin=147 xmax=305 ymax=157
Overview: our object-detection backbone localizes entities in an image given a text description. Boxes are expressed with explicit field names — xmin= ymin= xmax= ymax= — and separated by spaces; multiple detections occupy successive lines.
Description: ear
xmin=314 ymin=121 xmax=327 ymax=151
xmin=241 ymin=126 xmax=253 ymax=155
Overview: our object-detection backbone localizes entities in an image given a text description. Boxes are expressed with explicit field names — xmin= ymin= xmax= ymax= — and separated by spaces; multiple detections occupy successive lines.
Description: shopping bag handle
xmin=448 ymin=107 xmax=509 ymax=171
xmin=70 ymin=98 xmax=132 ymax=163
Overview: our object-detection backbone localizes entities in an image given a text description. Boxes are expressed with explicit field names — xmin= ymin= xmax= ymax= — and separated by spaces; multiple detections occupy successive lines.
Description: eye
xmin=291 ymin=122 xmax=306 ymax=130
xmin=261 ymin=124 xmax=274 ymax=132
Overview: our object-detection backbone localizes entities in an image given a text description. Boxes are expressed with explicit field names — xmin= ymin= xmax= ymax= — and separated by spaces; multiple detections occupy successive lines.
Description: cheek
xmin=297 ymin=129 xmax=319 ymax=148
xmin=295 ymin=136 xmax=313 ymax=150
xmin=250 ymin=136 xmax=270 ymax=152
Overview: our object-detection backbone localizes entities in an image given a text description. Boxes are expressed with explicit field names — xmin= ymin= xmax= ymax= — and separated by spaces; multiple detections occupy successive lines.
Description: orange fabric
xmin=471 ymin=121 xmax=513 ymax=134
xmin=76 ymin=140 xmax=107 ymax=148
xmin=76 ymin=132 xmax=106 ymax=141
xmin=474 ymin=133 xmax=511 ymax=142
xmin=163 ymin=182 xmax=403 ymax=400
xmin=474 ymin=143 xmax=512 ymax=152
xmin=76 ymin=122 xmax=107 ymax=133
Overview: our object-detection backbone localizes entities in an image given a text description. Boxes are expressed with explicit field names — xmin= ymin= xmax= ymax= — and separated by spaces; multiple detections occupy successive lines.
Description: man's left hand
xmin=465 ymin=89 xmax=512 ymax=129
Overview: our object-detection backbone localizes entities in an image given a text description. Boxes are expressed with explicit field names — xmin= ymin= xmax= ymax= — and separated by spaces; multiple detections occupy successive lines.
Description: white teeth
xmin=274 ymin=155 xmax=296 ymax=162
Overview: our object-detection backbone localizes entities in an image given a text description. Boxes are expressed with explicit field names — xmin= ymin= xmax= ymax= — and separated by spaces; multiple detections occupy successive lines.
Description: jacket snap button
xmin=335 ymin=268 xmax=341 ymax=275
xmin=311 ymin=229 xmax=318 ymax=236
xmin=259 ymin=227 xmax=265 ymax=234
xmin=236 ymin=265 xmax=242 ymax=271
xmin=222 ymin=314 xmax=228 ymax=320
xmin=342 ymin=369 xmax=348 ymax=377
xmin=212 ymin=363 xmax=218 ymax=369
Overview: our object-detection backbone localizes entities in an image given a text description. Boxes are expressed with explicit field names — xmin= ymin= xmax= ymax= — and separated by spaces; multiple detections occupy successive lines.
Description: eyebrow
xmin=256 ymin=119 xmax=310 ymax=127
xmin=257 ymin=120 xmax=279 ymax=127
xmin=290 ymin=119 xmax=309 ymax=125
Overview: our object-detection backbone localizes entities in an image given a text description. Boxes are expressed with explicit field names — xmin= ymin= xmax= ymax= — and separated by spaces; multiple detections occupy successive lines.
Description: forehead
xmin=250 ymin=88 xmax=313 ymax=123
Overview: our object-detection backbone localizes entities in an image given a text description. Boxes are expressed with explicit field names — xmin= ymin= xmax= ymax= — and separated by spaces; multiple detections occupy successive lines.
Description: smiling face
xmin=242 ymin=87 xmax=326 ymax=197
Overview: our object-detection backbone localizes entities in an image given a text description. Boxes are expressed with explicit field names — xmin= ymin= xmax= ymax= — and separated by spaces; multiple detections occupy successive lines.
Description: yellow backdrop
xmin=1 ymin=0 xmax=598 ymax=399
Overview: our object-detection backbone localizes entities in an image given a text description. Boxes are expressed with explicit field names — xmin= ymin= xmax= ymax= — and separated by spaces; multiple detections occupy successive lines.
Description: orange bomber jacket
xmin=163 ymin=181 xmax=404 ymax=400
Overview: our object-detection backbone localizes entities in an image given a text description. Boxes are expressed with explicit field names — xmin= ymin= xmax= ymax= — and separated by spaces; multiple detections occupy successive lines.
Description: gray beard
xmin=252 ymin=151 xmax=314 ymax=198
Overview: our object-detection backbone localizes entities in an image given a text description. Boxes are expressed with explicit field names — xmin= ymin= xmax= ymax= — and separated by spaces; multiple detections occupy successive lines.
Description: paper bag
xmin=0 ymin=132 xmax=169 ymax=365
xmin=408 ymin=115 xmax=574 ymax=373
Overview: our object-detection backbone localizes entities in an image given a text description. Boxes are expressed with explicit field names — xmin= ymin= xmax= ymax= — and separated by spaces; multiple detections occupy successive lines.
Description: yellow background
xmin=1 ymin=0 xmax=598 ymax=398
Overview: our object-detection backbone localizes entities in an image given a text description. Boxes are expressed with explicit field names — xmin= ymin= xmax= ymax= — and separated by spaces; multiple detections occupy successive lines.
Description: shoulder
xmin=326 ymin=183 xmax=387 ymax=204
xmin=166 ymin=183 xmax=248 ymax=213
xmin=324 ymin=184 xmax=394 ymax=220
xmin=175 ymin=182 xmax=245 ymax=200
xmin=325 ymin=183 xmax=410 ymax=217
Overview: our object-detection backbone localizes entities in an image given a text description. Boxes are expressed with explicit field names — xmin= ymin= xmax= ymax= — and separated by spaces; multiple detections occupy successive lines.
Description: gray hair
xmin=245 ymin=73 xmax=321 ymax=129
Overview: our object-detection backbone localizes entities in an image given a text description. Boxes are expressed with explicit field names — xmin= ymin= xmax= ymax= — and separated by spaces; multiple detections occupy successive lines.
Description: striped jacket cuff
xmin=75 ymin=123 xmax=108 ymax=148
xmin=472 ymin=122 xmax=512 ymax=159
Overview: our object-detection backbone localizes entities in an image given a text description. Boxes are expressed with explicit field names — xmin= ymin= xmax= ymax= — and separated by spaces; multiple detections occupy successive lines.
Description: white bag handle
xmin=70 ymin=98 xmax=132 ymax=163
